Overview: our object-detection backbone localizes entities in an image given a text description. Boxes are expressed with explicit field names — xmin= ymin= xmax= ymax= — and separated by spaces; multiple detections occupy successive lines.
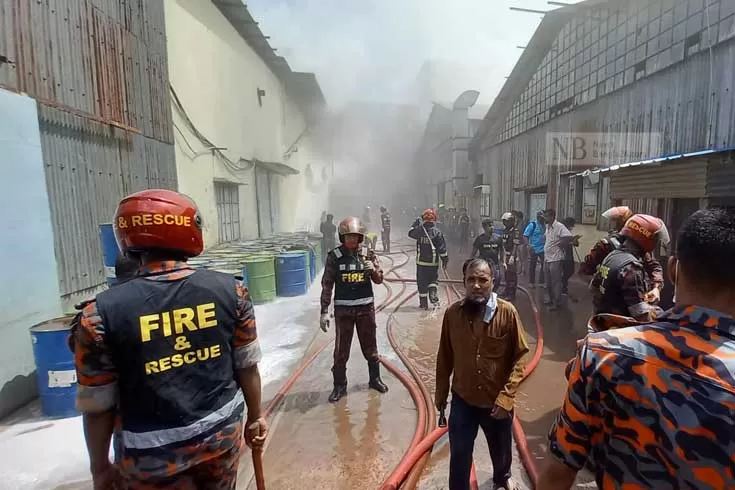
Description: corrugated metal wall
xmin=39 ymin=105 xmax=175 ymax=296
xmin=476 ymin=37 xmax=735 ymax=219
xmin=1 ymin=0 xmax=176 ymax=299
xmin=707 ymin=153 xmax=735 ymax=196
xmin=610 ymin=160 xmax=708 ymax=198
xmin=1 ymin=0 xmax=172 ymax=142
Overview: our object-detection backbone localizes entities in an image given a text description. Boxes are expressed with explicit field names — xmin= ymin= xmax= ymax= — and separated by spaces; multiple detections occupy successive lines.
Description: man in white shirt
xmin=544 ymin=208 xmax=573 ymax=310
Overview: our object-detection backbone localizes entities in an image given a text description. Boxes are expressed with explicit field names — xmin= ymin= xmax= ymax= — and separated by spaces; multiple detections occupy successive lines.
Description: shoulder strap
xmin=333 ymin=247 xmax=343 ymax=258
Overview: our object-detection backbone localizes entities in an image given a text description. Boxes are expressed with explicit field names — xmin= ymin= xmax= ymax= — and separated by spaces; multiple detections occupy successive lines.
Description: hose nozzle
xmin=438 ymin=408 xmax=447 ymax=428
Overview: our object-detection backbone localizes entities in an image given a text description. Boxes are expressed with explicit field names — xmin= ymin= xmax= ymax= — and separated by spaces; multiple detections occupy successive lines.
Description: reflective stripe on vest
xmin=121 ymin=391 xmax=244 ymax=449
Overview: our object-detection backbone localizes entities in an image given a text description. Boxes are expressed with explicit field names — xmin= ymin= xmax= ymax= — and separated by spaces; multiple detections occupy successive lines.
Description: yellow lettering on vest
xmin=173 ymin=308 xmax=197 ymax=334
xmin=161 ymin=311 xmax=172 ymax=337
xmin=196 ymin=348 xmax=210 ymax=362
xmin=210 ymin=344 xmax=222 ymax=358
xmin=184 ymin=352 xmax=196 ymax=364
xmin=164 ymin=214 xmax=175 ymax=225
xmin=171 ymin=354 xmax=184 ymax=368
xmin=142 ymin=214 xmax=153 ymax=226
xmin=197 ymin=303 xmax=217 ymax=329
xmin=139 ymin=314 xmax=159 ymax=342
xmin=144 ymin=361 xmax=159 ymax=375
xmin=131 ymin=215 xmax=143 ymax=227
xmin=158 ymin=357 xmax=172 ymax=372
xmin=153 ymin=214 xmax=164 ymax=225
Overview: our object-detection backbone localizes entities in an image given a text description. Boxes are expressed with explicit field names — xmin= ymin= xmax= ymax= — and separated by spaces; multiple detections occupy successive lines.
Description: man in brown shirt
xmin=436 ymin=258 xmax=529 ymax=490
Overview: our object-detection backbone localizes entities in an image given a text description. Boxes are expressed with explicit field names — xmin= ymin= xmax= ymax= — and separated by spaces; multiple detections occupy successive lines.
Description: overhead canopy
xmin=252 ymin=159 xmax=299 ymax=176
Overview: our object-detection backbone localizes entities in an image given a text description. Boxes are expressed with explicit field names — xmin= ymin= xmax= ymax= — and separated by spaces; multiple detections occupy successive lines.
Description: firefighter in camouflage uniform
xmin=591 ymin=213 xmax=670 ymax=321
xmin=380 ymin=205 xmax=392 ymax=253
xmin=580 ymin=205 xmax=665 ymax=304
xmin=409 ymin=208 xmax=449 ymax=309
xmin=320 ymin=217 xmax=389 ymax=403
xmin=73 ymin=189 xmax=267 ymax=490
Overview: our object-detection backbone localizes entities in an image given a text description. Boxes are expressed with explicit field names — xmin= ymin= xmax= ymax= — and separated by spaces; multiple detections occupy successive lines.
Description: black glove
xmin=412 ymin=218 xmax=421 ymax=227
xmin=441 ymin=256 xmax=449 ymax=268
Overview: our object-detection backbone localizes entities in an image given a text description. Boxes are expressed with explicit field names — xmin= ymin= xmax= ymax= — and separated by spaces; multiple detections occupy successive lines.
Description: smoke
xmin=246 ymin=0 xmax=568 ymax=107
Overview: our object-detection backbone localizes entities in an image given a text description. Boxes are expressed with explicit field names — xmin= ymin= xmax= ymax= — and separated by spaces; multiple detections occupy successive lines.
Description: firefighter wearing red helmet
xmin=409 ymin=209 xmax=449 ymax=309
xmin=72 ymin=189 xmax=267 ymax=490
xmin=320 ymin=216 xmax=388 ymax=403
xmin=591 ymin=214 xmax=670 ymax=321
xmin=580 ymin=206 xmax=664 ymax=302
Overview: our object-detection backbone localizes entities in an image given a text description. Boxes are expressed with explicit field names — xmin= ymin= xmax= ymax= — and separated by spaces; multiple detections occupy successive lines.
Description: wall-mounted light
xmin=257 ymin=88 xmax=266 ymax=107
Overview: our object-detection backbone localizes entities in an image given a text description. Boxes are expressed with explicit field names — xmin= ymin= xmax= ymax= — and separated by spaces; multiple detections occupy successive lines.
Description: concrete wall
xmin=165 ymin=0 xmax=326 ymax=245
xmin=0 ymin=89 xmax=63 ymax=417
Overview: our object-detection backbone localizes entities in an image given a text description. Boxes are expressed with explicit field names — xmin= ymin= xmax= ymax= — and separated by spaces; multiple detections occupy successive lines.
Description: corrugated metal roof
xmin=38 ymin=102 xmax=176 ymax=298
xmin=6 ymin=0 xmax=172 ymax=143
xmin=609 ymin=159 xmax=708 ymax=198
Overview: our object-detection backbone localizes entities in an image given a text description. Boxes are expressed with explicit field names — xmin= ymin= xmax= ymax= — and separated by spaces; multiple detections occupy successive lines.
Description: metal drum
xmin=276 ymin=253 xmax=309 ymax=297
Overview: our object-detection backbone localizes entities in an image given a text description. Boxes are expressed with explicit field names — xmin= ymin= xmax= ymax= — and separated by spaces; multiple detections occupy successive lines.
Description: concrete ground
xmin=0 ymin=239 xmax=598 ymax=490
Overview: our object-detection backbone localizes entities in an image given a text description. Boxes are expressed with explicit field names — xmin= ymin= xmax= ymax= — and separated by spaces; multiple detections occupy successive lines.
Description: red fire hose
xmin=380 ymin=284 xmax=545 ymax=490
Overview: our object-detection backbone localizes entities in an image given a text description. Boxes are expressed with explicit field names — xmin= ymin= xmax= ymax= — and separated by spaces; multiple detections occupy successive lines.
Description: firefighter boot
xmin=429 ymin=286 xmax=440 ymax=306
xmin=368 ymin=359 xmax=388 ymax=393
xmin=328 ymin=367 xmax=348 ymax=403
xmin=419 ymin=295 xmax=429 ymax=310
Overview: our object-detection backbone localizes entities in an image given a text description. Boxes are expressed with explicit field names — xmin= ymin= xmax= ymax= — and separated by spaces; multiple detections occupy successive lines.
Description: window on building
xmin=215 ymin=182 xmax=241 ymax=243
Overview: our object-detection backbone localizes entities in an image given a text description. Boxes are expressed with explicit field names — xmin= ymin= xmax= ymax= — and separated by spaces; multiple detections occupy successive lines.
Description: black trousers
xmin=381 ymin=228 xmax=391 ymax=253
xmin=417 ymin=264 xmax=439 ymax=304
xmin=528 ymin=250 xmax=545 ymax=285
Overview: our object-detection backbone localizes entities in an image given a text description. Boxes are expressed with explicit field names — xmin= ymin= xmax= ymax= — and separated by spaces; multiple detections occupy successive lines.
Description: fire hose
xmin=380 ymin=272 xmax=545 ymax=490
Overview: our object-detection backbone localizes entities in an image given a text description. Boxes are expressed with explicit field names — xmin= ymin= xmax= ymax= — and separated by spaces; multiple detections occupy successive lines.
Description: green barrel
xmin=244 ymin=256 xmax=277 ymax=303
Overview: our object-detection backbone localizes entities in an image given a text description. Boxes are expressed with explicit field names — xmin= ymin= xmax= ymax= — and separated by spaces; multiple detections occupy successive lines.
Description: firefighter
xmin=73 ymin=189 xmax=267 ymax=490
xmin=472 ymin=218 xmax=505 ymax=288
xmin=320 ymin=213 xmax=337 ymax=264
xmin=320 ymin=217 xmax=389 ymax=403
xmin=501 ymin=212 xmax=521 ymax=302
xmin=580 ymin=205 xmax=664 ymax=303
xmin=409 ymin=209 xmax=449 ymax=309
xmin=591 ymin=214 xmax=670 ymax=321
xmin=380 ymin=205 xmax=392 ymax=253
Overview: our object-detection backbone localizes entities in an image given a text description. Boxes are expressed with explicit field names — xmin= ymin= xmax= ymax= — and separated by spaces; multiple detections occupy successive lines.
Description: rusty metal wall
xmin=2 ymin=0 xmax=172 ymax=143
xmin=38 ymin=103 xmax=176 ymax=298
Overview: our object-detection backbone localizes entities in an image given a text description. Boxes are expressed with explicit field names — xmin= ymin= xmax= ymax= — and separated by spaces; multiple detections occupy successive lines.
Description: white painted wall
xmin=165 ymin=0 xmax=329 ymax=246
xmin=0 ymin=89 xmax=63 ymax=417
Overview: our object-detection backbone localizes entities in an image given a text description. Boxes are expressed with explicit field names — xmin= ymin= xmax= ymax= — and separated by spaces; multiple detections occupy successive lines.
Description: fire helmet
xmin=501 ymin=212 xmax=515 ymax=226
xmin=338 ymin=217 xmax=366 ymax=243
xmin=114 ymin=189 xmax=204 ymax=257
xmin=422 ymin=208 xmax=437 ymax=222
xmin=620 ymin=214 xmax=670 ymax=252
xmin=602 ymin=206 xmax=634 ymax=229
xmin=380 ymin=205 xmax=387 ymax=212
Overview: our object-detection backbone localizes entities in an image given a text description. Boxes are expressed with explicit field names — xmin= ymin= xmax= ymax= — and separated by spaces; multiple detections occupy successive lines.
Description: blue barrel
xmin=308 ymin=246 xmax=317 ymax=283
xmin=99 ymin=223 xmax=120 ymax=286
xmin=29 ymin=316 xmax=78 ymax=418
xmin=241 ymin=264 xmax=249 ymax=288
xmin=276 ymin=253 xmax=309 ymax=297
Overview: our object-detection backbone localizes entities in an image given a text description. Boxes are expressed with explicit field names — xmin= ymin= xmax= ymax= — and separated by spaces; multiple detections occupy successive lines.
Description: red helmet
xmin=621 ymin=214 xmax=670 ymax=252
xmin=114 ymin=189 xmax=204 ymax=257
xmin=338 ymin=217 xmax=366 ymax=242
xmin=422 ymin=208 xmax=437 ymax=222
xmin=602 ymin=206 xmax=633 ymax=230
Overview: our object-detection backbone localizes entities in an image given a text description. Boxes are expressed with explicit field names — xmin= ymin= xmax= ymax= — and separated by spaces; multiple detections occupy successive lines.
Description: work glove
xmin=412 ymin=218 xmax=421 ymax=227
xmin=441 ymin=256 xmax=449 ymax=268
xmin=364 ymin=259 xmax=375 ymax=272
xmin=644 ymin=287 xmax=661 ymax=304
xmin=245 ymin=416 xmax=269 ymax=450
xmin=319 ymin=313 xmax=330 ymax=332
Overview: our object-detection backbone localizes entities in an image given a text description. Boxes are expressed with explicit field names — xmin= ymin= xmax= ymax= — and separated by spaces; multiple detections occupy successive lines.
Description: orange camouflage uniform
xmin=551 ymin=306 xmax=735 ymax=489
xmin=74 ymin=260 xmax=260 ymax=490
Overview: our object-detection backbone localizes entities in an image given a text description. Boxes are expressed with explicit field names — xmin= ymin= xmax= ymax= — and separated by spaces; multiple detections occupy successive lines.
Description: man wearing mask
xmin=320 ymin=213 xmax=337 ymax=264
xmin=579 ymin=206 xmax=664 ymax=303
xmin=409 ymin=209 xmax=449 ymax=309
xmin=540 ymin=206 xmax=735 ymax=490
xmin=472 ymin=218 xmax=505 ymax=288
xmin=523 ymin=212 xmax=546 ymax=288
xmin=590 ymin=214 xmax=669 ymax=321
xmin=320 ymin=217 xmax=388 ymax=403
xmin=436 ymin=258 xmax=529 ymax=490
